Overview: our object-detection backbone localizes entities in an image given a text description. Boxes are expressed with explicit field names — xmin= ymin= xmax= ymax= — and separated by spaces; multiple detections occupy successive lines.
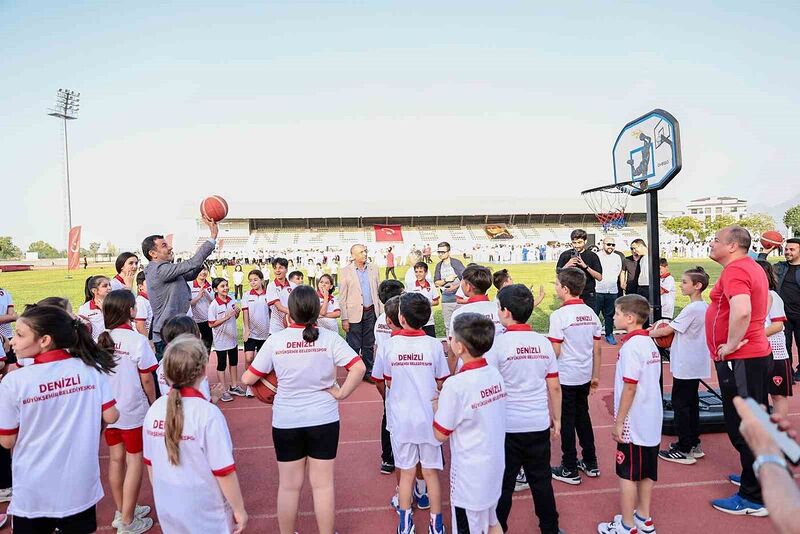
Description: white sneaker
xmin=112 ymin=506 xmax=152 ymax=529
xmin=0 ymin=487 xmax=10 ymax=503
xmin=117 ymin=516 xmax=153 ymax=534
xmin=691 ymin=444 xmax=705 ymax=459
xmin=246 ymin=386 xmax=254 ymax=398
xmin=597 ymin=515 xmax=637 ymax=534
xmin=634 ymin=511 xmax=655 ymax=534
xmin=514 ymin=468 xmax=529 ymax=492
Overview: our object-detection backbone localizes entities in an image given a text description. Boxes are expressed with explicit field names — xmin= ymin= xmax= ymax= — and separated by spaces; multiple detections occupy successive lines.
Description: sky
xmin=2 ymin=1 xmax=799 ymax=252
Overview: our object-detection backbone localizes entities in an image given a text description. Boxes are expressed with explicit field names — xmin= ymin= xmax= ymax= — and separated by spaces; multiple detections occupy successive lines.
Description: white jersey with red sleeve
xmin=410 ymin=280 xmax=440 ymax=327
xmin=0 ymin=350 xmax=116 ymax=518
xmin=766 ymin=290 xmax=789 ymax=360
xmin=659 ymin=274 xmax=676 ymax=319
xmin=242 ymin=289 xmax=270 ymax=340
xmin=107 ymin=325 xmax=158 ymax=430
xmin=135 ymin=292 xmax=153 ymax=336
xmin=249 ymin=325 xmax=360 ymax=429
xmin=0 ymin=288 xmax=14 ymax=339
xmin=668 ymin=300 xmax=710 ymax=379
xmin=189 ymin=280 xmax=214 ymax=322
xmin=266 ymin=279 xmax=297 ymax=333
xmin=77 ymin=300 xmax=105 ymax=341
xmin=384 ymin=330 xmax=450 ymax=445
xmin=143 ymin=388 xmax=236 ymax=534
xmin=318 ymin=292 xmax=341 ymax=333
xmin=484 ymin=324 xmax=558 ymax=433
xmin=449 ymin=295 xmax=504 ymax=339
xmin=433 ymin=359 xmax=506 ymax=510
xmin=207 ymin=296 xmax=238 ymax=351
xmin=110 ymin=274 xmax=133 ymax=293
xmin=546 ymin=299 xmax=601 ymax=386
xmin=614 ymin=330 xmax=663 ymax=446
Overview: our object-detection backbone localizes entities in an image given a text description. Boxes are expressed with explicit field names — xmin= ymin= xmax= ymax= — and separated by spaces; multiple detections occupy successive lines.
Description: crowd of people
xmin=0 ymin=220 xmax=799 ymax=533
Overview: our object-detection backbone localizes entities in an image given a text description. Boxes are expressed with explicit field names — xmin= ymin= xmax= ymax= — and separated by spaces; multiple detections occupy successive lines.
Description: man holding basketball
xmin=143 ymin=216 xmax=218 ymax=359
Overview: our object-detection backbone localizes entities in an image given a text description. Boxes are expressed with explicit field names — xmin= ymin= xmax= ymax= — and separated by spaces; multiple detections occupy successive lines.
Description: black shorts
xmin=197 ymin=321 xmax=213 ymax=351
xmin=273 ymin=421 xmax=340 ymax=462
xmin=13 ymin=505 xmax=96 ymax=534
xmin=615 ymin=443 xmax=658 ymax=482
xmin=770 ymin=358 xmax=793 ymax=397
xmin=244 ymin=338 xmax=266 ymax=353
xmin=215 ymin=348 xmax=239 ymax=371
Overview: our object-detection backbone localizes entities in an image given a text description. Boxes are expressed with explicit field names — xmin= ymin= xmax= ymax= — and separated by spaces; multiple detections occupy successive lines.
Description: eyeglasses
xmin=437 ymin=250 xmax=448 ymax=254
xmin=606 ymin=243 xmax=616 ymax=247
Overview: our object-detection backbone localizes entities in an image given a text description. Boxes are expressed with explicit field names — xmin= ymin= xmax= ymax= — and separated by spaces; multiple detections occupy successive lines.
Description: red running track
xmin=8 ymin=341 xmax=795 ymax=533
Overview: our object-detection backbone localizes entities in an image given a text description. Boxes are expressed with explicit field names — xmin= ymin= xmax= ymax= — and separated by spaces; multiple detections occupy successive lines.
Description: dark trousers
xmin=0 ymin=445 xmax=11 ymax=489
xmin=381 ymin=398 xmax=394 ymax=464
xmin=715 ymin=355 xmax=771 ymax=504
xmin=197 ymin=321 xmax=213 ymax=352
xmin=581 ymin=292 xmax=597 ymax=314
xmin=345 ymin=307 xmax=377 ymax=372
xmin=596 ymin=292 xmax=618 ymax=337
xmin=496 ymin=430 xmax=560 ymax=534
xmin=234 ymin=284 xmax=243 ymax=299
xmin=560 ymin=382 xmax=596 ymax=470
xmin=385 ymin=267 xmax=397 ymax=280
xmin=785 ymin=314 xmax=800 ymax=371
xmin=671 ymin=377 xmax=700 ymax=452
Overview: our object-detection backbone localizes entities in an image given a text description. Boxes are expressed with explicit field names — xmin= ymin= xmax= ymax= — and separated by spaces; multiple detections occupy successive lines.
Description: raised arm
xmin=156 ymin=240 xmax=216 ymax=283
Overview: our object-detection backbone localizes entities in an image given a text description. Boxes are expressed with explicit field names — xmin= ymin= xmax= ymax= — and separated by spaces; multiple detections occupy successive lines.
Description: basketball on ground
xmin=760 ymin=230 xmax=784 ymax=250
xmin=200 ymin=195 xmax=229 ymax=222
xmin=653 ymin=320 xmax=673 ymax=349
xmin=251 ymin=371 xmax=278 ymax=404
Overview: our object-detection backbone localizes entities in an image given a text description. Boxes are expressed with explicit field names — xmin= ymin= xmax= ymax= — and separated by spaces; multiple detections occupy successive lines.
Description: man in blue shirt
xmin=339 ymin=244 xmax=382 ymax=377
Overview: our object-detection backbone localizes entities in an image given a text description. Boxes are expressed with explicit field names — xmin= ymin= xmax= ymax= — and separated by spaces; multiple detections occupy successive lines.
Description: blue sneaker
xmin=428 ymin=513 xmax=445 ymax=534
xmin=606 ymin=335 xmax=618 ymax=345
xmin=413 ymin=485 xmax=431 ymax=510
xmin=711 ymin=493 xmax=768 ymax=516
xmin=728 ymin=474 xmax=741 ymax=486
xmin=397 ymin=508 xmax=416 ymax=534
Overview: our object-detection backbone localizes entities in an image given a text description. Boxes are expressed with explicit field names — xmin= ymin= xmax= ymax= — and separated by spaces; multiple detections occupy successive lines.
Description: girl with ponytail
xmin=78 ymin=274 xmax=111 ymax=340
xmin=143 ymin=335 xmax=247 ymax=533
xmin=242 ymin=285 xmax=366 ymax=534
xmin=0 ymin=305 xmax=118 ymax=530
xmin=97 ymin=290 xmax=157 ymax=533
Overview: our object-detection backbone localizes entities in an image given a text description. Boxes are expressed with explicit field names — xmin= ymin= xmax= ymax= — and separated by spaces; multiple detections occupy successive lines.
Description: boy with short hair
xmin=434 ymin=313 xmax=506 ymax=534
xmin=659 ymin=258 xmax=676 ymax=320
xmin=373 ymin=279 xmax=405 ymax=475
xmin=488 ymin=284 xmax=562 ymax=534
xmin=385 ymin=293 xmax=450 ymax=534
xmin=287 ymin=270 xmax=304 ymax=285
xmin=548 ymin=267 xmax=602 ymax=485
xmin=410 ymin=262 xmax=441 ymax=338
xmin=266 ymin=258 xmax=297 ymax=334
xmin=598 ymin=294 xmax=662 ymax=534
xmin=135 ymin=271 xmax=153 ymax=339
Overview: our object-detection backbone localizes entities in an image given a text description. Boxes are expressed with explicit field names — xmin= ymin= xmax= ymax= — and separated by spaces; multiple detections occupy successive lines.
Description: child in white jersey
xmin=98 ymin=290 xmax=157 ymax=534
xmin=156 ymin=316 xmax=220 ymax=403
xmin=373 ymin=280 xmax=405 ymax=476
xmin=208 ymin=278 xmax=242 ymax=402
xmin=410 ymin=262 xmax=440 ymax=337
xmin=266 ymin=258 xmax=296 ymax=334
xmin=434 ymin=313 xmax=506 ymax=534
xmin=659 ymin=258 xmax=676 ymax=319
xmin=385 ymin=293 xmax=450 ymax=534
xmin=548 ymin=267 xmax=602 ymax=485
xmin=78 ymin=275 xmax=111 ymax=341
xmin=449 ymin=265 xmax=503 ymax=374
xmin=144 ymin=335 xmax=247 ymax=534
xmin=2 ymin=305 xmax=119 ymax=532
xmin=134 ymin=272 xmax=153 ymax=340
xmin=242 ymin=269 xmax=270 ymax=398
xmin=488 ymin=284 xmax=562 ymax=533
xmin=650 ymin=266 xmax=711 ymax=465
xmin=598 ymin=295 xmax=662 ymax=534
xmin=757 ymin=260 xmax=792 ymax=417
xmin=316 ymin=274 xmax=342 ymax=333
xmin=189 ymin=266 xmax=215 ymax=351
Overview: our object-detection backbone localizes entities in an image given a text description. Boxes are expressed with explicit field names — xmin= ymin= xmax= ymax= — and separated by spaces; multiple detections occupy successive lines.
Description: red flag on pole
xmin=165 ymin=234 xmax=174 ymax=248
xmin=373 ymin=225 xmax=404 ymax=242
xmin=67 ymin=226 xmax=82 ymax=270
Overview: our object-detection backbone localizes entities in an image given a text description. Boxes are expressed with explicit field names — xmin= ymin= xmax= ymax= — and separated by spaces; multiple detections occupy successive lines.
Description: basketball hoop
xmin=581 ymin=180 xmax=643 ymax=232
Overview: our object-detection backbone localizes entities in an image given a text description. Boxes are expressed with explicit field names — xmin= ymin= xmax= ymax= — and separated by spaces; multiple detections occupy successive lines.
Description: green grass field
xmin=1 ymin=258 xmax=722 ymax=340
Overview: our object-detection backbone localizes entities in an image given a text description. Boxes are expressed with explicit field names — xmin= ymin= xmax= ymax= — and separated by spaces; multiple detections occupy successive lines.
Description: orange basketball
xmin=251 ymin=371 xmax=278 ymax=404
xmin=200 ymin=195 xmax=229 ymax=222
xmin=760 ymin=230 xmax=784 ymax=250
xmin=653 ymin=320 xmax=673 ymax=349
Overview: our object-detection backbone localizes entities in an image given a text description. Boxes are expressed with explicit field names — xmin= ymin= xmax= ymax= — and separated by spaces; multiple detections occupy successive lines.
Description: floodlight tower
xmin=48 ymin=89 xmax=80 ymax=238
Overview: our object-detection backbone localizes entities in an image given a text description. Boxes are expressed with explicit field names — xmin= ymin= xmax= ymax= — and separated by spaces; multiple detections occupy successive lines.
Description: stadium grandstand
xmin=188 ymin=195 xmax=685 ymax=260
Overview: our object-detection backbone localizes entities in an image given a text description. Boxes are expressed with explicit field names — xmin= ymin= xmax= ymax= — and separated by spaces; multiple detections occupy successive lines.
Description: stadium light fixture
xmin=47 ymin=89 xmax=81 ymax=245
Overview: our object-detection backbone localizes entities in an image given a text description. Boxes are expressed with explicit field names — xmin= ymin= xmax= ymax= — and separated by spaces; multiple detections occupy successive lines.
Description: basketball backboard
xmin=612 ymin=109 xmax=681 ymax=196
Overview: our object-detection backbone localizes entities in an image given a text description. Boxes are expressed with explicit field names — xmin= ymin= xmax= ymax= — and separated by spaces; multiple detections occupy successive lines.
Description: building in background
xmin=685 ymin=196 xmax=748 ymax=221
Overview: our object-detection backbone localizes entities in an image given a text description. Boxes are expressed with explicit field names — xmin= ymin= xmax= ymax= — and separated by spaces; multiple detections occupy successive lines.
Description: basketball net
xmin=581 ymin=183 xmax=632 ymax=233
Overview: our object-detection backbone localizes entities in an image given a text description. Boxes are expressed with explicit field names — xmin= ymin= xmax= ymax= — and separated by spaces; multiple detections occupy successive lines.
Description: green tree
xmin=663 ymin=216 xmax=702 ymax=241
xmin=106 ymin=242 xmax=118 ymax=258
xmin=785 ymin=205 xmax=800 ymax=237
xmin=739 ymin=213 xmax=776 ymax=236
xmin=27 ymin=240 xmax=61 ymax=259
xmin=700 ymin=215 xmax=737 ymax=240
xmin=89 ymin=242 xmax=101 ymax=260
xmin=0 ymin=236 xmax=22 ymax=259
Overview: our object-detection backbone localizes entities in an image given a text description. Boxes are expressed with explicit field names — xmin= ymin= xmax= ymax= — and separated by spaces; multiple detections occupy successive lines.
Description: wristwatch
xmin=753 ymin=454 xmax=788 ymax=479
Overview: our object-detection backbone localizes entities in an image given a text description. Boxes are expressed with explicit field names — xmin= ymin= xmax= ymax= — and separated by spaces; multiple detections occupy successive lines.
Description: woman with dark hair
xmin=242 ymin=285 xmax=365 ymax=534
xmin=111 ymin=252 xmax=140 ymax=292
xmin=1 ymin=305 xmax=118 ymax=532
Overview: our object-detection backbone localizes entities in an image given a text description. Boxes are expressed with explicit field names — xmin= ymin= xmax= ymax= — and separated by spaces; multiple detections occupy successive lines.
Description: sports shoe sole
xmin=229 ymin=390 xmax=246 ymax=397
xmin=711 ymin=503 xmax=768 ymax=517
xmin=514 ymin=482 xmax=530 ymax=492
xmin=552 ymin=474 xmax=581 ymax=485
xmin=691 ymin=449 xmax=705 ymax=459
xmin=658 ymin=453 xmax=696 ymax=465
xmin=578 ymin=464 xmax=601 ymax=477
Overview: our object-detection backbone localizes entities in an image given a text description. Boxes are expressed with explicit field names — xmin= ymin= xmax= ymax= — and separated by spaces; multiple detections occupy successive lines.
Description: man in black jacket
xmin=556 ymin=229 xmax=603 ymax=312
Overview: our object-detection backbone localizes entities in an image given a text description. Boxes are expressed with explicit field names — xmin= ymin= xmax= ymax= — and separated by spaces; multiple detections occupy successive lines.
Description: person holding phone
xmin=433 ymin=242 xmax=466 ymax=338
xmin=556 ymin=229 xmax=603 ymax=312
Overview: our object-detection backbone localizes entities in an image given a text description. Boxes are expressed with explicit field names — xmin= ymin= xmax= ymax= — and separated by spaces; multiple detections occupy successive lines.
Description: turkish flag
xmin=374 ymin=225 xmax=404 ymax=242
xmin=165 ymin=234 xmax=174 ymax=248
xmin=67 ymin=226 xmax=82 ymax=271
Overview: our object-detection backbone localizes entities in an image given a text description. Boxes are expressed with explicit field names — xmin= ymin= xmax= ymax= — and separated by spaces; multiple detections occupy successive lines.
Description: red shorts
xmin=105 ymin=427 xmax=144 ymax=454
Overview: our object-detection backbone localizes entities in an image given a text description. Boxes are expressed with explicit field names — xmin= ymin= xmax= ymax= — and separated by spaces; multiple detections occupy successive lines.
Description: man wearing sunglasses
xmin=433 ymin=242 xmax=466 ymax=338
xmin=595 ymin=238 xmax=625 ymax=344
